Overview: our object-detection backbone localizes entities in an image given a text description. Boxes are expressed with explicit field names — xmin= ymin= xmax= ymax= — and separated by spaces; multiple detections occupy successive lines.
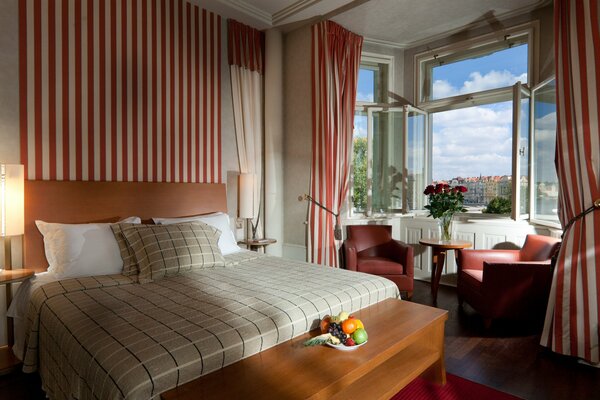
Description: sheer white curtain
xmin=228 ymin=20 xmax=264 ymax=237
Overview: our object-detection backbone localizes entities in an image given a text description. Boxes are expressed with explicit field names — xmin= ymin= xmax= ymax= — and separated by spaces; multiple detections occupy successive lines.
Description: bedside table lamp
xmin=238 ymin=173 xmax=258 ymax=240
xmin=0 ymin=164 xmax=24 ymax=272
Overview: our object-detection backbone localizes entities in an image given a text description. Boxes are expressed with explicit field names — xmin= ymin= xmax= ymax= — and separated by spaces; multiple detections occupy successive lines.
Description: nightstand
xmin=0 ymin=268 xmax=34 ymax=375
xmin=238 ymin=238 xmax=277 ymax=252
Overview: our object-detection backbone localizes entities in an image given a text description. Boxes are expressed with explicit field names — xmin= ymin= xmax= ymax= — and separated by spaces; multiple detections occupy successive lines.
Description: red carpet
xmin=392 ymin=373 xmax=523 ymax=400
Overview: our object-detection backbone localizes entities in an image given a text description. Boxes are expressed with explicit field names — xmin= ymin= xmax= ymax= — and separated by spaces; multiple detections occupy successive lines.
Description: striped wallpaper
xmin=19 ymin=0 xmax=222 ymax=183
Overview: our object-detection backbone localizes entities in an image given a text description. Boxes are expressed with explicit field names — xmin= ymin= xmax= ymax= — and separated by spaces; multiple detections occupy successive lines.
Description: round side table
xmin=419 ymin=238 xmax=472 ymax=303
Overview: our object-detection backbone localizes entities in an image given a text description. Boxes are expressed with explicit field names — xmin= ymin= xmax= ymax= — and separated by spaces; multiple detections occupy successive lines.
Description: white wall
xmin=264 ymin=29 xmax=285 ymax=256
xmin=282 ymin=26 xmax=312 ymax=258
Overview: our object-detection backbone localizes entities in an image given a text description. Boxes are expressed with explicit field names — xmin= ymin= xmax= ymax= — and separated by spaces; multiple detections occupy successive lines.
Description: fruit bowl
xmin=304 ymin=311 xmax=369 ymax=350
xmin=326 ymin=340 xmax=367 ymax=351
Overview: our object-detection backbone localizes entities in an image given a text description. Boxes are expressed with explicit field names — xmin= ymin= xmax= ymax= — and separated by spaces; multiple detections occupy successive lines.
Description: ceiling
xmin=203 ymin=0 xmax=551 ymax=48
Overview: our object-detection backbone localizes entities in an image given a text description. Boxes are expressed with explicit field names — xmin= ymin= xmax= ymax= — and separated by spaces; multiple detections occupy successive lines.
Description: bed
xmin=11 ymin=180 xmax=400 ymax=399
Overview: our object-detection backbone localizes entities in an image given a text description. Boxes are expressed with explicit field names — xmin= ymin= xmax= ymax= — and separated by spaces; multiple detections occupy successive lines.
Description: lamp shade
xmin=0 ymin=164 xmax=25 ymax=237
xmin=238 ymin=173 xmax=255 ymax=219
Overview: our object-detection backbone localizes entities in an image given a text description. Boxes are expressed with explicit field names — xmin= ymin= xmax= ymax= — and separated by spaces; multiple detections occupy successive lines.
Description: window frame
xmin=529 ymin=76 xmax=561 ymax=229
xmin=355 ymin=52 xmax=394 ymax=107
xmin=416 ymin=23 xmax=540 ymax=220
xmin=359 ymin=105 xmax=429 ymax=217
xmin=414 ymin=21 xmax=539 ymax=111
xmin=349 ymin=53 xmax=395 ymax=218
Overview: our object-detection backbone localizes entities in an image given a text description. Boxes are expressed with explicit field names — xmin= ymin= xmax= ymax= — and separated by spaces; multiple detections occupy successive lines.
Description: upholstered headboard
xmin=24 ymin=180 xmax=227 ymax=272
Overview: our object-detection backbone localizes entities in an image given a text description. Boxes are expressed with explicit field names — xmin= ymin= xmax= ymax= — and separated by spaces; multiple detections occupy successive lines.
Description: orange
xmin=341 ymin=318 xmax=357 ymax=334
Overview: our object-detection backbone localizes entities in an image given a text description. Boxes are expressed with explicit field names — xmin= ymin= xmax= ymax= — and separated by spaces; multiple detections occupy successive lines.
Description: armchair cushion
xmin=357 ymin=257 xmax=405 ymax=275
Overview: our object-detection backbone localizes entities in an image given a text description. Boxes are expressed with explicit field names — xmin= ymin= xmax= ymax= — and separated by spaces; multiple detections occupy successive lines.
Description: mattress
xmin=20 ymin=251 xmax=399 ymax=399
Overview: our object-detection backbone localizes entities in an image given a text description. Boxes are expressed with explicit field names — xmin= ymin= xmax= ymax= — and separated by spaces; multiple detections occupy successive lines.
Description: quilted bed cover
xmin=21 ymin=251 xmax=399 ymax=399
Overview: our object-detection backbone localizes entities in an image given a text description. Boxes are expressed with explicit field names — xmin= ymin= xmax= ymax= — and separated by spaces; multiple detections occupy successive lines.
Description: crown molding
xmin=215 ymin=0 xmax=272 ymax=25
xmin=273 ymin=0 xmax=324 ymax=25
xmin=363 ymin=37 xmax=406 ymax=49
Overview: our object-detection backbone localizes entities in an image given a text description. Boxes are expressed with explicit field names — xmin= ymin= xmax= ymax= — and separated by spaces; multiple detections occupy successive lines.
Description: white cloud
xmin=356 ymin=91 xmax=374 ymax=102
xmin=432 ymin=102 xmax=513 ymax=180
xmin=432 ymin=70 xmax=528 ymax=99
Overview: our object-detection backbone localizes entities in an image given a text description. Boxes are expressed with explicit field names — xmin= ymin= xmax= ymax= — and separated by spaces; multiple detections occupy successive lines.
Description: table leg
xmin=430 ymin=249 xmax=446 ymax=303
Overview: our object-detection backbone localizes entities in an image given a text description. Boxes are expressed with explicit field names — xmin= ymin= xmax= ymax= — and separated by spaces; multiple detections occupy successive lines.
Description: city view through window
xmin=431 ymin=102 xmax=513 ymax=210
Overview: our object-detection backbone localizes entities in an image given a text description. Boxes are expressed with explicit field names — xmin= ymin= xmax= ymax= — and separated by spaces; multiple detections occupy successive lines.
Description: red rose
xmin=423 ymin=185 xmax=435 ymax=195
xmin=435 ymin=186 xmax=443 ymax=194
xmin=452 ymin=188 xmax=458 ymax=194
xmin=458 ymin=186 xmax=468 ymax=193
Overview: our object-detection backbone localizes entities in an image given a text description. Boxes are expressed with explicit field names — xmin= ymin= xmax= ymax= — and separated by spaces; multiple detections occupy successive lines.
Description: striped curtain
xmin=541 ymin=0 xmax=600 ymax=364
xmin=309 ymin=21 xmax=363 ymax=267
xmin=228 ymin=20 xmax=264 ymax=235
xmin=19 ymin=0 xmax=222 ymax=183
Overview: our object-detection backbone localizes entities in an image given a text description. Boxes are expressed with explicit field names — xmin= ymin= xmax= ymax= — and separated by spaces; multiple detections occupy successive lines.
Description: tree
xmin=352 ymin=137 xmax=367 ymax=211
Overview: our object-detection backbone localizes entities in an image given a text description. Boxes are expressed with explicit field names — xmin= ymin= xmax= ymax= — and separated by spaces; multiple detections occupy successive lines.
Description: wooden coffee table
xmin=162 ymin=299 xmax=448 ymax=399
xmin=419 ymin=238 xmax=472 ymax=303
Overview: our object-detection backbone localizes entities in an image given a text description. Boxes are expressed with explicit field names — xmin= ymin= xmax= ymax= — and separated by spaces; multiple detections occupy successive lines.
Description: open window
xmin=530 ymin=78 xmax=559 ymax=226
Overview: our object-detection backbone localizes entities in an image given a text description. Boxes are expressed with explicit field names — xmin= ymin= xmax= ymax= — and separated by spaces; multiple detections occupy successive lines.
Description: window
xmin=351 ymin=54 xmax=391 ymax=215
xmin=350 ymin=54 xmax=428 ymax=217
xmin=417 ymin=25 xmax=534 ymax=106
xmin=531 ymin=78 xmax=559 ymax=224
xmin=417 ymin=24 xmax=537 ymax=219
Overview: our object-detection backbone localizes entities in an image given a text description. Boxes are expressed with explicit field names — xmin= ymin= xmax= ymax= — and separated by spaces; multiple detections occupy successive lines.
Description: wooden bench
xmin=162 ymin=299 xmax=448 ymax=400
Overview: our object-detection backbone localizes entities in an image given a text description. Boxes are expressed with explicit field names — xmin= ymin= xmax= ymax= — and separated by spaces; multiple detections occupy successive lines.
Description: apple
xmin=352 ymin=328 xmax=368 ymax=345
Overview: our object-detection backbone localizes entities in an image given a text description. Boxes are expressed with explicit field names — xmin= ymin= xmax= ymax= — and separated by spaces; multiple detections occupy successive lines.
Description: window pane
xmin=519 ymin=95 xmax=530 ymax=216
xmin=352 ymin=111 xmax=368 ymax=213
xmin=372 ymin=110 xmax=403 ymax=213
xmin=432 ymin=102 xmax=512 ymax=210
xmin=431 ymin=44 xmax=528 ymax=100
xmin=533 ymin=80 xmax=559 ymax=222
xmin=357 ymin=68 xmax=376 ymax=103
xmin=407 ymin=111 xmax=426 ymax=211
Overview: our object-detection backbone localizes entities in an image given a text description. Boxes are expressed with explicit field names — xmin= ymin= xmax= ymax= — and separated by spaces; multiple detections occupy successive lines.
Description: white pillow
xmin=36 ymin=217 xmax=141 ymax=278
xmin=152 ymin=212 xmax=241 ymax=255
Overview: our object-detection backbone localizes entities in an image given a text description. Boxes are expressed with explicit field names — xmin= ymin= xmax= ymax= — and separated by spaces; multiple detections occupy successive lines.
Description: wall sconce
xmin=1 ymin=164 xmax=25 ymax=271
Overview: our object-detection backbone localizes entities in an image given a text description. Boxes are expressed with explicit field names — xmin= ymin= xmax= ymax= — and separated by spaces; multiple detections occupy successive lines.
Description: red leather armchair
xmin=343 ymin=225 xmax=414 ymax=298
xmin=456 ymin=234 xmax=561 ymax=327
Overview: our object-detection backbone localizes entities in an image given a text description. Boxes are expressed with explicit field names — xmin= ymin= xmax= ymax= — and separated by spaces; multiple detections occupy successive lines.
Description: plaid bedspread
xmin=22 ymin=252 xmax=399 ymax=399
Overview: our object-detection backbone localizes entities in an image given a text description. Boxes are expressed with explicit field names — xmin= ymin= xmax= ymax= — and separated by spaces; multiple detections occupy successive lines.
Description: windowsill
xmin=343 ymin=213 xmax=416 ymax=222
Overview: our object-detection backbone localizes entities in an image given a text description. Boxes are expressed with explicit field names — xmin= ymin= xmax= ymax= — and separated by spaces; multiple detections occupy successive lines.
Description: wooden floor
xmin=1 ymin=280 xmax=599 ymax=400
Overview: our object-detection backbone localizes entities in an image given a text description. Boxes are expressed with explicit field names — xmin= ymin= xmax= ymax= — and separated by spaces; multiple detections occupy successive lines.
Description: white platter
xmin=325 ymin=340 xmax=367 ymax=351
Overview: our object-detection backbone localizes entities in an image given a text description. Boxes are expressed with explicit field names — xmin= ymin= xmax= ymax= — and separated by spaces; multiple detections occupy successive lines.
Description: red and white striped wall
xmin=19 ymin=0 xmax=222 ymax=183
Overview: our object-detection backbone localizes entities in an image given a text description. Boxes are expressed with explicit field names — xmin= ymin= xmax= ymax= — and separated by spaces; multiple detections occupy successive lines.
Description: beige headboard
xmin=24 ymin=180 xmax=227 ymax=272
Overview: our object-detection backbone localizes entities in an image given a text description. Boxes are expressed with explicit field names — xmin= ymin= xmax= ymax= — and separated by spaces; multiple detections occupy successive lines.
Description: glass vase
xmin=438 ymin=214 xmax=454 ymax=242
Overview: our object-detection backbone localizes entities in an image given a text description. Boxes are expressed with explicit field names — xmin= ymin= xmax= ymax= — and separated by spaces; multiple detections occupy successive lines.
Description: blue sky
xmin=353 ymin=43 xmax=538 ymax=181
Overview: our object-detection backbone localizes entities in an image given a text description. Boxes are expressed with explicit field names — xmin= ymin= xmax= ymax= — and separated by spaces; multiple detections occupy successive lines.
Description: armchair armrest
xmin=480 ymin=261 xmax=553 ymax=319
xmin=343 ymin=238 xmax=358 ymax=271
xmin=457 ymin=249 xmax=520 ymax=272
xmin=389 ymin=240 xmax=414 ymax=278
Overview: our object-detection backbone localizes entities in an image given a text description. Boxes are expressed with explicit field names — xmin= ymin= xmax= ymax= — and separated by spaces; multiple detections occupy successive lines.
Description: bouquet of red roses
xmin=423 ymin=183 xmax=468 ymax=219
